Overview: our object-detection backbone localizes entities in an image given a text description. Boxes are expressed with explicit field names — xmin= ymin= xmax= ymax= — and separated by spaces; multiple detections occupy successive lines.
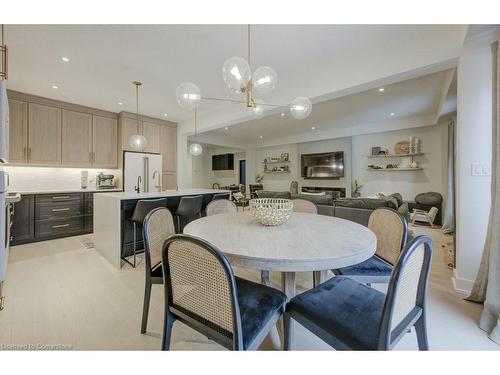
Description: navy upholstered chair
xmin=332 ymin=207 xmax=408 ymax=284
xmin=161 ymin=234 xmax=287 ymax=351
xmin=284 ymin=235 xmax=433 ymax=350
xmin=141 ymin=207 xmax=175 ymax=334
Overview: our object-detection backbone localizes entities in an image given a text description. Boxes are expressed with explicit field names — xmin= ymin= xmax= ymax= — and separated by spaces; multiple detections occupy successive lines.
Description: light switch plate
xmin=471 ymin=163 xmax=491 ymax=176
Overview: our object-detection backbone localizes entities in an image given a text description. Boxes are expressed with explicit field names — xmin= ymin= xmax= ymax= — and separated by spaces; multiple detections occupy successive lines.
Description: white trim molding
xmin=452 ymin=269 xmax=475 ymax=295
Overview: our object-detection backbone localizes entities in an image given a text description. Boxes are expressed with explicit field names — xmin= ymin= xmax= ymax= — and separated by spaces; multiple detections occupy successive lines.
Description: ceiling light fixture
xmin=259 ymin=135 xmax=263 ymax=139
xmin=311 ymin=126 xmax=316 ymax=130
xmin=129 ymin=81 xmax=147 ymax=152
xmin=224 ymin=127 xmax=229 ymax=130
xmin=118 ymin=101 xmax=123 ymax=106
xmin=189 ymin=107 xmax=203 ymax=156
xmin=175 ymin=25 xmax=312 ymax=121
xmin=378 ymin=88 xmax=385 ymax=92
xmin=0 ymin=25 xmax=8 ymax=80
xmin=163 ymin=113 xmax=168 ymax=117
xmin=281 ymin=112 xmax=285 ymax=117
xmin=390 ymin=112 xmax=395 ymax=116
xmin=52 ymin=85 xmax=58 ymax=89
xmin=60 ymin=56 xmax=69 ymax=62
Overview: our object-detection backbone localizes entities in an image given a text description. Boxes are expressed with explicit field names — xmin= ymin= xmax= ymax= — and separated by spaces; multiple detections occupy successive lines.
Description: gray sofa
xmin=255 ymin=190 xmax=403 ymax=227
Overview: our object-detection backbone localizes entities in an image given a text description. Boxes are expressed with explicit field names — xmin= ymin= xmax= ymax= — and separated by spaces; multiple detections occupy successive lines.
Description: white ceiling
xmin=194 ymin=69 xmax=455 ymax=148
xmin=5 ymin=24 xmax=466 ymax=124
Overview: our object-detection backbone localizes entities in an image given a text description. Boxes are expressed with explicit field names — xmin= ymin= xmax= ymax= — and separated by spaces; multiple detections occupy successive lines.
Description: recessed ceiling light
xmin=281 ymin=112 xmax=285 ymax=117
xmin=52 ymin=85 xmax=58 ymax=89
xmin=118 ymin=101 xmax=123 ymax=106
xmin=60 ymin=56 xmax=70 ymax=62
xmin=311 ymin=126 xmax=316 ymax=130
xmin=259 ymin=135 xmax=263 ymax=139
xmin=390 ymin=112 xmax=395 ymax=116
xmin=224 ymin=127 xmax=229 ymax=130
xmin=378 ymin=88 xmax=385 ymax=92
xmin=163 ymin=113 xmax=168 ymax=117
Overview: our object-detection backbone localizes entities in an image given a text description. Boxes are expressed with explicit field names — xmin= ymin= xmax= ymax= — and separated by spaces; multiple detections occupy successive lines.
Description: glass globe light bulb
xmin=189 ymin=143 xmax=203 ymax=156
xmin=176 ymin=82 xmax=201 ymax=110
xmin=222 ymin=57 xmax=251 ymax=92
xmin=290 ymin=97 xmax=312 ymax=119
xmin=249 ymin=104 xmax=265 ymax=119
xmin=252 ymin=66 xmax=277 ymax=95
xmin=129 ymin=134 xmax=147 ymax=151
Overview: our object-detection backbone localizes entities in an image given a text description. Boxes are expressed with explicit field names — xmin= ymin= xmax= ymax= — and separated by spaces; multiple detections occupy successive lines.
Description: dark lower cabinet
xmin=10 ymin=194 xmax=35 ymax=246
xmin=10 ymin=192 xmax=97 ymax=246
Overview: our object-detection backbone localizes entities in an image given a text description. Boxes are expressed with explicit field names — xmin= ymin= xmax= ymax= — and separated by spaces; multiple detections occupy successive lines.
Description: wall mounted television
xmin=301 ymin=151 xmax=344 ymax=179
xmin=212 ymin=153 xmax=234 ymax=170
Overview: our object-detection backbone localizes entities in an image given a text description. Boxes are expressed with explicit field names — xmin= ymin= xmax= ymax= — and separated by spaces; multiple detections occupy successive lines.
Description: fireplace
xmin=301 ymin=186 xmax=346 ymax=199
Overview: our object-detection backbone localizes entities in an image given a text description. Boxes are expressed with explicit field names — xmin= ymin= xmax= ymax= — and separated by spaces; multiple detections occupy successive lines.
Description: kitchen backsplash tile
xmin=2 ymin=166 xmax=122 ymax=192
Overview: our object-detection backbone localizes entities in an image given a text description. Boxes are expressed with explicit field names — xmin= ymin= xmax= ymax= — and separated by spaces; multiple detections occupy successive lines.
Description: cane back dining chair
xmin=141 ymin=207 xmax=176 ymax=334
xmin=284 ymin=235 xmax=433 ymax=350
xmin=206 ymin=199 xmax=238 ymax=216
xmin=332 ymin=207 xmax=408 ymax=284
xmin=292 ymin=199 xmax=318 ymax=214
xmin=125 ymin=198 xmax=168 ymax=268
xmin=161 ymin=234 xmax=287 ymax=350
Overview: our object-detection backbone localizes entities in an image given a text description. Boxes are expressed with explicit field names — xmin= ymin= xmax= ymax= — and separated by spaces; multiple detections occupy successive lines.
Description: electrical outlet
xmin=471 ymin=163 xmax=491 ymax=176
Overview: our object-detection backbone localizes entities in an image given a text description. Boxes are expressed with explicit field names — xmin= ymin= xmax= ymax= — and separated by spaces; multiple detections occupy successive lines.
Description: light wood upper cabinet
xmin=8 ymin=99 xmax=28 ymax=164
xmin=142 ymin=121 xmax=160 ymax=153
xmin=62 ymin=110 xmax=93 ymax=166
xmin=160 ymin=125 xmax=177 ymax=172
xmin=121 ymin=117 xmax=142 ymax=152
xmin=28 ymin=103 xmax=61 ymax=165
xmin=93 ymin=116 xmax=118 ymax=168
xmin=162 ymin=172 xmax=177 ymax=190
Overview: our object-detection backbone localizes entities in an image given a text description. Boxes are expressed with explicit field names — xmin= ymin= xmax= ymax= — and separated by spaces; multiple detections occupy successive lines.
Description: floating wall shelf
xmin=366 ymin=153 xmax=423 ymax=159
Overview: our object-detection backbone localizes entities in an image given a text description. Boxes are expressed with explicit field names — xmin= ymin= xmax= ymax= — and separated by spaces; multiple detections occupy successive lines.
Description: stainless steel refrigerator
xmin=123 ymin=151 xmax=163 ymax=193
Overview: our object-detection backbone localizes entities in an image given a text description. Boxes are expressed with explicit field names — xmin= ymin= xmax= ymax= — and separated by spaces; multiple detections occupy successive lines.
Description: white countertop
xmin=96 ymin=188 xmax=230 ymax=200
xmin=10 ymin=188 xmax=123 ymax=195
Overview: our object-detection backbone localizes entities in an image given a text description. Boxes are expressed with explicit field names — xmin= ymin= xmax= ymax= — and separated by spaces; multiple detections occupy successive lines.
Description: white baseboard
xmin=452 ymin=269 xmax=474 ymax=295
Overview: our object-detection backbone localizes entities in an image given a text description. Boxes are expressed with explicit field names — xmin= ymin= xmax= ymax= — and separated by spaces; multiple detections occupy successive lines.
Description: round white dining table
xmin=183 ymin=211 xmax=377 ymax=300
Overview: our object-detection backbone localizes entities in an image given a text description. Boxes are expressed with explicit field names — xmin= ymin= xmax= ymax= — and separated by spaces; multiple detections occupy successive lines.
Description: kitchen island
xmin=93 ymin=189 xmax=230 ymax=268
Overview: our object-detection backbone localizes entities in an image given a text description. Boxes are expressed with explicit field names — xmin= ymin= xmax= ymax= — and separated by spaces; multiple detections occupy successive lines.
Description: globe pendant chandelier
xmin=177 ymin=25 xmax=313 ymax=156
xmin=189 ymin=107 xmax=203 ymax=156
xmin=129 ymin=81 xmax=148 ymax=151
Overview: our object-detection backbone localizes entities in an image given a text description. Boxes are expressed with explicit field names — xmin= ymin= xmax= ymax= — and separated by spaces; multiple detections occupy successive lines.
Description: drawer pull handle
xmin=52 ymin=208 xmax=70 ymax=212
xmin=52 ymin=224 xmax=70 ymax=229
xmin=52 ymin=196 xmax=71 ymax=200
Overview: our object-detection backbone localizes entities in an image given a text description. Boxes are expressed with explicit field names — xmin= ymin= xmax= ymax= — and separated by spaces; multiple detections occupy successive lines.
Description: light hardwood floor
xmin=0 ymin=226 xmax=498 ymax=350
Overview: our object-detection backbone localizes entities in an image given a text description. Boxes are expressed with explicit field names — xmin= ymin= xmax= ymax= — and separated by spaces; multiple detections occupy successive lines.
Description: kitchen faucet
xmin=135 ymin=176 xmax=142 ymax=193
xmin=152 ymin=170 xmax=162 ymax=192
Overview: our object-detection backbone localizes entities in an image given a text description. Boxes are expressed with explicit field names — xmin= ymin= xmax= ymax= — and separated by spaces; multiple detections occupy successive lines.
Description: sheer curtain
xmin=467 ymin=40 xmax=500 ymax=345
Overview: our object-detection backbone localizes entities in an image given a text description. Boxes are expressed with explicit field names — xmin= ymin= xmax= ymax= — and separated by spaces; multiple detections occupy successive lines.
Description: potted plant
xmin=352 ymin=180 xmax=364 ymax=198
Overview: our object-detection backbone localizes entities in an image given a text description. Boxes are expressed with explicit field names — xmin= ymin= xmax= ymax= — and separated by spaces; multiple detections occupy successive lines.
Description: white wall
xmin=454 ymin=32 xmax=495 ymax=293
xmin=3 ymin=166 xmax=122 ymax=192
xmin=352 ymin=124 xmax=448 ymax=200
xmin=191 ymin=147 xmax=245 ymax=188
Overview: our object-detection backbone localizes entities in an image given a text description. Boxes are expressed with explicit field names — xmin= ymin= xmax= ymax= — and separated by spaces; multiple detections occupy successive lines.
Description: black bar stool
xmin=174 ymin=195 xmax=203 ymax=233
xmin=212 ymin=192 xmax=231 ymax=201
xmin=127 ymin=198 xmax=168 ymax=268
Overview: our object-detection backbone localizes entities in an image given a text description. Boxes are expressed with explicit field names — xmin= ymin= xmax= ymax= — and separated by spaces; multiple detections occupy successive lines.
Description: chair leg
xmin=141 ymin=278 xmax=152 ymax=334
xmin=261 ymin=270 xmax=271 ymax=286
xmin=283 ymin=312 xmax=292 ymax=351
xmin=133 ymin=222 xmax=137 ymax=268
xmin=161 ymin=311 xmax=175 ymax=351
xmin=415 ymin=314 xmax=429 ymax=351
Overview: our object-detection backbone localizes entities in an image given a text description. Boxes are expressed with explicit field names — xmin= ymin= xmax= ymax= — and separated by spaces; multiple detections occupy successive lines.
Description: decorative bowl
xmin=249 ymin=198 xmax=293 ymax=226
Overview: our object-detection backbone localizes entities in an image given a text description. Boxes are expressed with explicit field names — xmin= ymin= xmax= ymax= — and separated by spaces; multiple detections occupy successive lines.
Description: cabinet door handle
xmin=52 ymin=224 xmax=70 ymax=229
xmin=52 ymin=196 xmax=70 ymax=200
xmin=52 ymin=208 xmax=70 ymax=212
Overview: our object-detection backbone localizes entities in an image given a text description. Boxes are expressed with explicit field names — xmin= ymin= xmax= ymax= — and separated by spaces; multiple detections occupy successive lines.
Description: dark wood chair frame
xmin=161 ymin=234 xmax=284 ymax=351
xmin=284 ymin=235 xmax=433 ymax=350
